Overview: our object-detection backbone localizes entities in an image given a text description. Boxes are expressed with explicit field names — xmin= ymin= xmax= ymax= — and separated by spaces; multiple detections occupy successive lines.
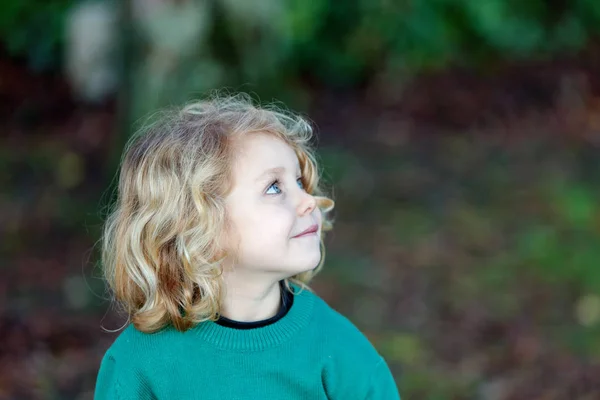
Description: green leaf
xmin=554 ymin=185 xmax=596 ymax=230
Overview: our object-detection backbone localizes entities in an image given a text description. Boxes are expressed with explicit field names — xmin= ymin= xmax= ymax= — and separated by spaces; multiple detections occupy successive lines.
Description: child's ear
xmin=213 ymin=246 xmax=226 ymax=261
xmin=214 ymin=220 xmax=238 ymax=264
xmin=213 ymin=228 xmax=228 ymax=261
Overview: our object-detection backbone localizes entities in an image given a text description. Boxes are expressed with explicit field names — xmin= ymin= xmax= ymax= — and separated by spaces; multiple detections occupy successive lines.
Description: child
xmin=94 ymin=93 xmax=400 ymax=399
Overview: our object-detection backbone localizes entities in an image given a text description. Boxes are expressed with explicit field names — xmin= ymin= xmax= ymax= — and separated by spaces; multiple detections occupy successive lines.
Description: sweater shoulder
xmin=308 ymin=290 xmax=381 ymax=362
xmin=103 ymin=322 xmax=181 ymax=362
xmin=95 ymin=324 xmax=164 ymax=399
xmin=306 ymin=291 xmax=393 ymax=398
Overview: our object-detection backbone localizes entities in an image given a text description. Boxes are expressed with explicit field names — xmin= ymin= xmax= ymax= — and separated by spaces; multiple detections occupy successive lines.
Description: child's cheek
xmin=270 ymin=207 xmax=295 ymax=239
xmin=312 ymin=207 xmax=322 ymax=231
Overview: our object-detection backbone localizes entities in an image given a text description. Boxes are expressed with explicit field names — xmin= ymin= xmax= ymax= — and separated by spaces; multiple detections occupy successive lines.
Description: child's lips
xmin=292 ymin=224 xmax=318 ymax=238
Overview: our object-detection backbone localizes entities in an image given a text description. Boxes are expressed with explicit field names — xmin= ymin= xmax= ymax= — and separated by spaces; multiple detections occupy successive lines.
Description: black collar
xmin=216 ymin=281 xmax=294 ymax=330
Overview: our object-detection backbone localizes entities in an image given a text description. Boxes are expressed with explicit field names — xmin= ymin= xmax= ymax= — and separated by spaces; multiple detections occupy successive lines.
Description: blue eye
xmin=265 ymin=177 xmax=304 ymax=195
xmin=266 ymin=180 xmax=282 ymax=195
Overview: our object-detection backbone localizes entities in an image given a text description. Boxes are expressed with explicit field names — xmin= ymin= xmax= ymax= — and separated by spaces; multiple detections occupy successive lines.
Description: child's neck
xmin=219 ymin=274 xmax=282 ymax=323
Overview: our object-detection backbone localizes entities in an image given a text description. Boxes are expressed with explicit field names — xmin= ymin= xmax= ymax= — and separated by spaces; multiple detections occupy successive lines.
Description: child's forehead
xmin=236 ymin=133 xmax=297 ymax=159
xmin=233 ymin=133 xmax=301 ymax=171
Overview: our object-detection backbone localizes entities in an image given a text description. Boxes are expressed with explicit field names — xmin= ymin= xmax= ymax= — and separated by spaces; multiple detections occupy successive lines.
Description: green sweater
xmin=94 ymin=286 xmax=400 ymax=399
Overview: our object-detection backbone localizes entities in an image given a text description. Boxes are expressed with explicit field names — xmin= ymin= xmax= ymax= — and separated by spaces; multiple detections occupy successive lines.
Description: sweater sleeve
xmin=364 ymin=356 xmax=401 ymax=400
xmin=94 ymin=350 xmax=156 ymax=400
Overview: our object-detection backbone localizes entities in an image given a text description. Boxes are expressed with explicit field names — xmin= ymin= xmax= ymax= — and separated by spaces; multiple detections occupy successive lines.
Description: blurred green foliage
xmin=0 ymin=0 xmax=72 ymax=71
xmin=133 ymin=0 xmax=600 ymax=120
xmin=3 ymin=0 xmax=600 ymax=80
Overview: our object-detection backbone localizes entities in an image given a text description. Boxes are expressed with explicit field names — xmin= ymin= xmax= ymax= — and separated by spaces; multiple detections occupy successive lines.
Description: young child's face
xmin=223 ymin=133 xmax=322 ymax=279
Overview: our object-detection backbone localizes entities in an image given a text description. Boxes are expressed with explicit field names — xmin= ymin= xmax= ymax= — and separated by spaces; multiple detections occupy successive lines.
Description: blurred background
xmin=2 ymin=0 xmax=600 ymax=399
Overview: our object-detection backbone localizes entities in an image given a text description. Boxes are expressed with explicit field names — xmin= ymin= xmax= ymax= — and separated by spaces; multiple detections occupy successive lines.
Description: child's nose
xmin=297 ymin=192 xmax=317 ymax=216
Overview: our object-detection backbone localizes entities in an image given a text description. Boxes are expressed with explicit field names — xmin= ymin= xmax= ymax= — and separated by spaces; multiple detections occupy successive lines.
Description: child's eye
xmin=265 ymin=177 xmax=304 ymax=195
xmin=266 ymin=180 xmax=282 ymax=195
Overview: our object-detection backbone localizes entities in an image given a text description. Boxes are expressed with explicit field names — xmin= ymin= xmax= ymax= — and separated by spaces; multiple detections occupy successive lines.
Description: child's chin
xmin=289 ymin=254 xmax=322 ymax=274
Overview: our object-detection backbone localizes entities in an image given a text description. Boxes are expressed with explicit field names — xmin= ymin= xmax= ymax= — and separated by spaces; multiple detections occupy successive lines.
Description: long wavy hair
xmin=101 ymin=93 xmax=334 ymax=333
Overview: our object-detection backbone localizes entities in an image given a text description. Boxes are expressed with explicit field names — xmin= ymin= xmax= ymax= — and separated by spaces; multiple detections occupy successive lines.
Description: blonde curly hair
xmin=101 ymin=93 xmax=334 ymax=333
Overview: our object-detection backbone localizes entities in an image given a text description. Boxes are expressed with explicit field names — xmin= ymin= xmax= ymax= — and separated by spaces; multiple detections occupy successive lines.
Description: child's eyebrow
xmin=255 ymin=167 xmax=285 ymax=182
xmin=255 ymin=166 xmax=301 ymax=182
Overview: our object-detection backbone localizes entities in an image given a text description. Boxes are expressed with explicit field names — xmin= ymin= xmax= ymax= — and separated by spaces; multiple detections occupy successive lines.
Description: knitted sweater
xmin=94 ymin=286 xmax=400 ymax=399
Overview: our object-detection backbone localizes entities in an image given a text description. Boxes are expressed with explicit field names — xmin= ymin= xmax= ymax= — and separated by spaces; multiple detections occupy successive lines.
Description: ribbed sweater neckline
xmin=191 ymin=285 xmax=315 ymax=351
